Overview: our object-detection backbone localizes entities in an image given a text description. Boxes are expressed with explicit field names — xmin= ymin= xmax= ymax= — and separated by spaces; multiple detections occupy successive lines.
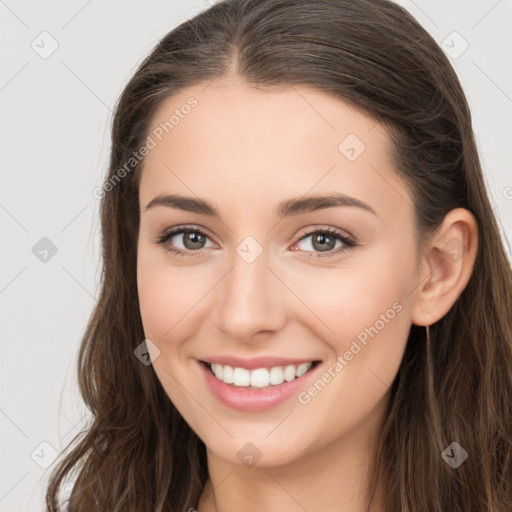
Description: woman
xmin=46 ymin=0 xmax=512 ymax=510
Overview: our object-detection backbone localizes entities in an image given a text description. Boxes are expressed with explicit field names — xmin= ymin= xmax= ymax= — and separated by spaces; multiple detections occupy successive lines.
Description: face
xmin=136 ymin=76 xmax=421 ymax=468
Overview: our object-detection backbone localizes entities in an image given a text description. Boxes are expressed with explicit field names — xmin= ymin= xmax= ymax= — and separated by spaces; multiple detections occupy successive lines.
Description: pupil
xmin=185 ymin=232 xmax=205 ymax=249
xmin=314 ymin=234 xmax=335 ymax=252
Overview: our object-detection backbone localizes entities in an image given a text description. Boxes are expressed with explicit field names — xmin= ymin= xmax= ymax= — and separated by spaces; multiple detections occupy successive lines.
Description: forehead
xmin=139 ymin=77 xmax=411 ymax=221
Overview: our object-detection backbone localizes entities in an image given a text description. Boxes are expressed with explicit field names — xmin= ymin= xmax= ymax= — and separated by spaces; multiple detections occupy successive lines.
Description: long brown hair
xmin=46 ymin=0 xmax=512 ymax=510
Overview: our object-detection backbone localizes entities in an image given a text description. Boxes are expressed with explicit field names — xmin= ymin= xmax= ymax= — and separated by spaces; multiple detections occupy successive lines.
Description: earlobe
xmin=411 ymin=208 xmax=478 ymax=327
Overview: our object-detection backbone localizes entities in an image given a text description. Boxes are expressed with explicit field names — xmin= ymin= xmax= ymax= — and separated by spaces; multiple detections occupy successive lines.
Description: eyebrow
xmin=144 ymin=192 xmax=377 ymax=217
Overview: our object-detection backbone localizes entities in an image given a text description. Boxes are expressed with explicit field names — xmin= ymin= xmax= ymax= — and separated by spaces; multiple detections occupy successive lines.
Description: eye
xmin=290 ymin=227 xmax=357 ymax=257
xmin=154 ymin=226 xmax=215 ymax=256
xmin=154 ymin=225 xmax=357 ymax=258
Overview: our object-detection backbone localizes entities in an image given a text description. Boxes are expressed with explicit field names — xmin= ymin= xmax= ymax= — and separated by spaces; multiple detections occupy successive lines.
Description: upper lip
xmin=199 ymin=356 xmax=321 ymax=370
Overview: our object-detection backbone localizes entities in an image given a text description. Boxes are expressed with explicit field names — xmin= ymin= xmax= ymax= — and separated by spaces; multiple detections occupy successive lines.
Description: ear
xmin=411 ymin=208 xmax=478 ymax=326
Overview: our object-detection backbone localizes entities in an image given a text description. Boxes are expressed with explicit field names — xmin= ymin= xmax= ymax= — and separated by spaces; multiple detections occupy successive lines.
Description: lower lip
xmin=197 ymin=360 xmax=321 ymax=412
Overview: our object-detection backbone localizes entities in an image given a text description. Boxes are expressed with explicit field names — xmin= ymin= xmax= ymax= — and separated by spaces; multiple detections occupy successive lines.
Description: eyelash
xmin=154 ymin=225 xmax=357 ymax=258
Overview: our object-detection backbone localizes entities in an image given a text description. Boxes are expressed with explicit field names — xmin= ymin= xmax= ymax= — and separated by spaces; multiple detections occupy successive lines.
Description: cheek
xmin=289 ymin=249 xmax=413 ymax=345
xmin=136 ymin=255 xmax=206 ymax=407
xmin=287 ymin=248 xmax=414 ymax=410
xmin=136 ymin=251 xmax=198 ymax=342
xmin=137 ymin=262 xmax=172 ymax=339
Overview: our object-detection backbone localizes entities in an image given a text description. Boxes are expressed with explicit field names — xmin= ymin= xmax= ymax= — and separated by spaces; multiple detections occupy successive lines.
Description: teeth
xmin=296 ymin=363 xmax=310 ymax=377
xmin=283 ymin=365 xmax=296 ymax=382
xmin=209 ymin=361 xmax=315 ymax=388
xmin=233 ymin=367 xmax=250 ymax=386
xmin=250 ymin=368 xmax=269 ymax=387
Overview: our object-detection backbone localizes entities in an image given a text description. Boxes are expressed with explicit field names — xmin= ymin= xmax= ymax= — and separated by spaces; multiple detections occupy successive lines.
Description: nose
xmin=213 ymin=245 xmax=287 ymax=342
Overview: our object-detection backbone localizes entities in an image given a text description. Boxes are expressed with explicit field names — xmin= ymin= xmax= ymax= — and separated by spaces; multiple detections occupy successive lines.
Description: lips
xmin=196 ymin=356 xmax=323 ymax=412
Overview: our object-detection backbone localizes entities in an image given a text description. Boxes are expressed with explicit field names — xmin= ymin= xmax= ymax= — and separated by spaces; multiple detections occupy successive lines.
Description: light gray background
xmin=1 ymin=1 xmax=511 ymax=510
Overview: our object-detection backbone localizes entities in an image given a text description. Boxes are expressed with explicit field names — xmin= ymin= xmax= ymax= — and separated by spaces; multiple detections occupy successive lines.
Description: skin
xmin=136 ymin=75 xmax=478 ymax=512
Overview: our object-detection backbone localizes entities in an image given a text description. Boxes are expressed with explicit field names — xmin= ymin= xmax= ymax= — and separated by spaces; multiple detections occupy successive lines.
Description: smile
xmin=198 ymin=358 xmax=323 ymax=412
xmin=202 ymin=360 xmax=321 ymax=389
